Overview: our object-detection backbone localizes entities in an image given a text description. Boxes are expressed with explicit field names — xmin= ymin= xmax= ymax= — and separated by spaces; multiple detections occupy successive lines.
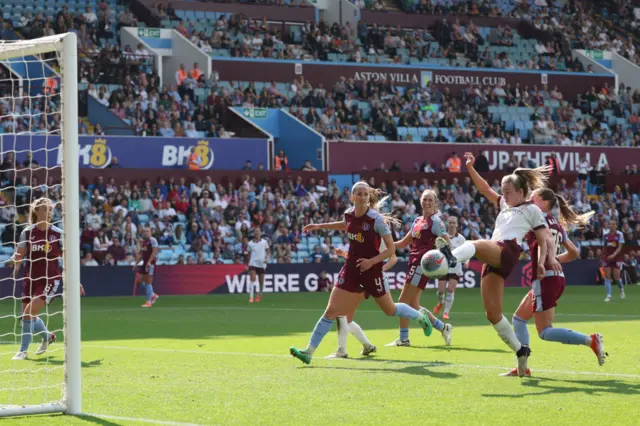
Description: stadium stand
xmin=0 ymin=0 xmax=638 ymax=271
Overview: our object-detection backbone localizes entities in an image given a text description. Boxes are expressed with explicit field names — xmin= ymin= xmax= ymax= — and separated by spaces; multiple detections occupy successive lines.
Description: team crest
xmin=338 ymin=276 xmax=345 ymax=285
xmin=362 ymin=223 xmax=370 ymax=231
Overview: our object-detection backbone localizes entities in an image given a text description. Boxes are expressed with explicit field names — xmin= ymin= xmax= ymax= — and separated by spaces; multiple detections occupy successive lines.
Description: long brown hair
xmin=502 ymin=166 xmax=551 ymax=198
xmin=29 ymin=197 xmax=53 ymax=224
xmin=532 ymin=188 xmax=594 ymax=228
xmin=352 ymin=181 xmax=402 ymax=229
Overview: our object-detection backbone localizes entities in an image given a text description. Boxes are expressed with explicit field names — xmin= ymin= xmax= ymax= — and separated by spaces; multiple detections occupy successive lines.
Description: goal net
xmin=0 ymin=34 xmax=81 ymax=417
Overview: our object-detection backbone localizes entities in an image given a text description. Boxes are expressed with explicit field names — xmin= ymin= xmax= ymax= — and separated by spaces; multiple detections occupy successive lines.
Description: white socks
xmin=493 ymin=315 xmax=522 ymax=353
xmin=444 ymin=292 xmax=455 ymax=314
xmin=348 ymin=321 xmax=372 ymax=347
xmin=337 ymin=316 xmax=348 ymax=352
xmin=452 ymin=241 xmax=476 ymax=263
xmin=248 ymin=281 xmax=255 ymax=299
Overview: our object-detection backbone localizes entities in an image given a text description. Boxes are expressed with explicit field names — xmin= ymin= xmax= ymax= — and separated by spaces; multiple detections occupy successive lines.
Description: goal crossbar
xmin=0 ymin=35 xmax=72 ymax=62
xmin=0 ymin=32 xmax=81 ymax=418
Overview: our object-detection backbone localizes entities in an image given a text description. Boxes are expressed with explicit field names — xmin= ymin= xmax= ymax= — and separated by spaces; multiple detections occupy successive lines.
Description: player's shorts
xmin=603 ymin=258 xmax=622 ymax=269
xmin=363 ymin=275 xmax=390 ymax=300
xmin=336 ymin=266 xmax=388 ymax=298
xmin=137 ymin=264 xmax=156 ymax=276
xmin=249 ymin=266 xmax=266 ymax=275
xmin=529 ymin=272 xmax=566 ymax=312
xmin=406 ymin=261 xmax=429 ymax=290
xmin=22 ymin=278 xmax=60 ymax=306
xmin=481 ymin=239 xmax=522 ymax=280
xmin=445 ymin=264 xmax=463 ymax=281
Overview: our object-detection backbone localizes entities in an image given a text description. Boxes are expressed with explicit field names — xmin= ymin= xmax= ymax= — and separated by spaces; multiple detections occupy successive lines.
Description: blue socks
xmin=604 ymin=279 xmax=612 ymax=296
xmin=308 ymin=317 xmax=334 ymax=352
xmin=32 ymin=317 xmax=51 ymax=341
xmin=614 ymin=279 xmax=623 ymax=290
xmin=146 ymin=284 xmax=154 ymax=302
xmin=539 ymin=327 xmax=590 ymax=346
xmin=399 ymin=328 xmax=409 ymax=341
xmin=393 ymin=303 xmax=420 ymax=320
xmin=431 ymin=317 xmax=445 ymax=332
xmin=20 ymin=319 xmax=33 ymax=352
xmin=512 ymin=315 xmax=530 ymax=346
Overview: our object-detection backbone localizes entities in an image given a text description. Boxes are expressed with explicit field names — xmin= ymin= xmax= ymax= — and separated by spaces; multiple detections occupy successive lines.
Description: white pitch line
xmin=69 ymin=305 xmax=640 ymax=319
xmin=84 ymin=344 xmax=640 ymax=380
xmin=82 ymin=413 xmax=205 ymax=426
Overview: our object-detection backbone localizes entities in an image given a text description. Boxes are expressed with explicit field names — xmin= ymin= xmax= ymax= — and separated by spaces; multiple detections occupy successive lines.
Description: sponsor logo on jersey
xmin=32 ymin=242 xmax=52 ymax=253
xmin=348 ymin=232 xmax=364 ymax=243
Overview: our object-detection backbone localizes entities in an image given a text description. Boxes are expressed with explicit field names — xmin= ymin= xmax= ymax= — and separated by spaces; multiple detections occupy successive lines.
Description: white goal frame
xmin=0 ymin=33 xmax=81 ymax=417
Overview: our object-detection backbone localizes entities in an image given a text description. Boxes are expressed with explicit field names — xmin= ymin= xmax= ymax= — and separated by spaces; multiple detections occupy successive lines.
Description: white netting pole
xmin=60 ymin=33 xmax=81 ymax=415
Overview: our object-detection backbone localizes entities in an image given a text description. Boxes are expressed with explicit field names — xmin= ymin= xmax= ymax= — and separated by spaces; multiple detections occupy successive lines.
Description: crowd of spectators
xmin=80 ymin=56 xmax=640 ymax=146
xmin=0 ymin=165 xmax=637 ymax=273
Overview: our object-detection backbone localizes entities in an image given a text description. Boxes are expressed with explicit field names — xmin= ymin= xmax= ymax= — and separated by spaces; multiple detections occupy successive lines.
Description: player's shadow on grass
xmin=29 ymin=357 xmax=104 ymax=368
xmin=483 ymin=376 xmax=640 ymax=398
xmin=9 ymin=414 xmax=122 ymax=426
xmin=415 ymin=345 xmax=509 ymax=354
xmin=311 ymin=359 xmax=460 ymax=380
xmin=75 ymin=414 xmax=123 ymax=426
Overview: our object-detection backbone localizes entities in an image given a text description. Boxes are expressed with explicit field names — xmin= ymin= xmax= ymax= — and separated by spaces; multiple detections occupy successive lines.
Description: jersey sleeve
xmin=17 ymin=228 xmax=28 ymax=250
xmin=430 ymin=216 xmax=447 ymax=237
xmin=150 ymin=237 xmax=159 ymax=248
xmin=374 ymin=214 xmax=392 ymax=237
xmin=618 ymin=231 xmax=625 ymax=245
xmin=527 ymin=204 xmax=547 ymax=231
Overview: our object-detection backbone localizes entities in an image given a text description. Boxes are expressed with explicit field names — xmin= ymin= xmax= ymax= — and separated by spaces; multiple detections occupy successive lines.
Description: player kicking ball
xmin=502 ymin=188 xmax=606 ymax=377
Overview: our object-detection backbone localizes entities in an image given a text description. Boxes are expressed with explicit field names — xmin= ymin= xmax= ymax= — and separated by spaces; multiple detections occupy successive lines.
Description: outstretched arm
xmin=303 ymin=221 xmax=346 ymax=232
xmin=464 ymin=152 xmax=500 ymax=205
xmin=394 ymin=231 xmax=413 ymax=249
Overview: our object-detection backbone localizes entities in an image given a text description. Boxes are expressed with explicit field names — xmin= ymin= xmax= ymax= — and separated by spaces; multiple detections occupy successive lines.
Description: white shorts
xmin=448 ymin=264 xmax=463 ymax=276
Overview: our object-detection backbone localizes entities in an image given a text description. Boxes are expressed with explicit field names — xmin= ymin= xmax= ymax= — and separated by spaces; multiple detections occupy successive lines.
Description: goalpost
xmin=0 ymin=33 xmax=81 ymax=417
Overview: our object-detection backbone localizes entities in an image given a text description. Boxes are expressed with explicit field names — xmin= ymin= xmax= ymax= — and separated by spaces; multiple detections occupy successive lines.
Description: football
xmin=420 ymin=249 xmax=449 ymax=277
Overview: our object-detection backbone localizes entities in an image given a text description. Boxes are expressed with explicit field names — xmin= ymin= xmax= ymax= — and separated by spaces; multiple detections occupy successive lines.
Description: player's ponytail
xmin=352 ymin=181 xmax=401 ymax=229
xmin=532 ymin=188 xmax=594 ymax=228
xmin=556 ymin=194 xmax=594 ymax=228
xmin=504 ymin=166 xmax=551 ymax=197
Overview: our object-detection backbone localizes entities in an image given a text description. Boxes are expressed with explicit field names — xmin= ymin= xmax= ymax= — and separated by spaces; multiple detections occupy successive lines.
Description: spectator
xmin=274 ymin=149 xmax=289 ymax=171
xmin=301 ymin=160 xmax=317 ymax=171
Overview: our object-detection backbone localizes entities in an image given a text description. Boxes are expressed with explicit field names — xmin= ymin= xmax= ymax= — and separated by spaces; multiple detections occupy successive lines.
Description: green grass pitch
xmin=1 ymin=286 xmax=640 ymax=425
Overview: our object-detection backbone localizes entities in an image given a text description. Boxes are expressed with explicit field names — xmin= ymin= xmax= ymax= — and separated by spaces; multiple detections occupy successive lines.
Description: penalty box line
xmin=84 ymin=344 xmax=640 ymax=380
